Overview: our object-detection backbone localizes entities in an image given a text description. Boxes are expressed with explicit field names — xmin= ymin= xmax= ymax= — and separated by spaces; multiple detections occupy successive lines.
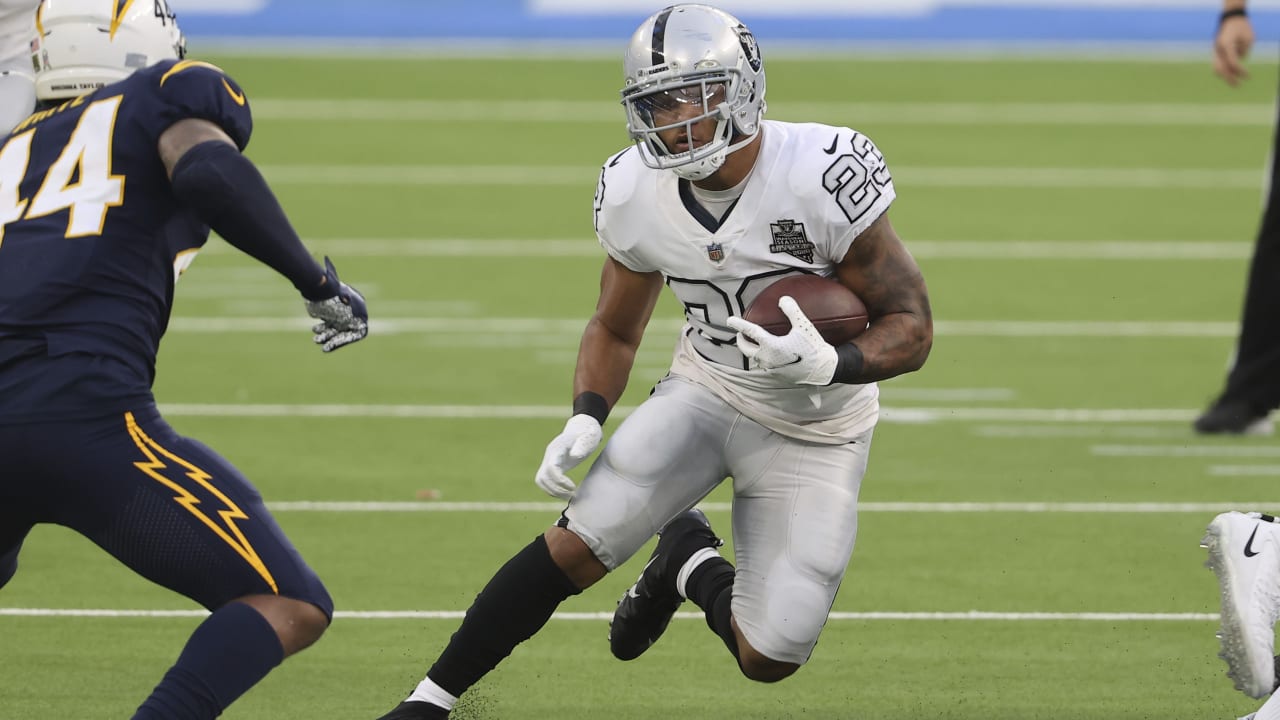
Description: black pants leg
xmin=1215 ymin=75 xmax=1280 ymax=414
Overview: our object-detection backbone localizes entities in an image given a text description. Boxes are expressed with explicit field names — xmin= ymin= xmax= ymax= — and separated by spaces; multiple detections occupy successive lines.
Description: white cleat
xmin=1203 ymin=511 xmax=1280 ymax=699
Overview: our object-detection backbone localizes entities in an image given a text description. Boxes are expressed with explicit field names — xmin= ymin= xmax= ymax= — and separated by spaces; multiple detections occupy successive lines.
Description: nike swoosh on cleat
xmin=1245 ymin=525 xmax=1262 ymax=557
xmin=823 ymin=134 xmax=839 ymax=154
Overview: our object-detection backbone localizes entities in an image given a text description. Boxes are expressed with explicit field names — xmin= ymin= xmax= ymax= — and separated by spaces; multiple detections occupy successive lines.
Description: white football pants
xmin=565 ymin=374 xmax=872 ymax=665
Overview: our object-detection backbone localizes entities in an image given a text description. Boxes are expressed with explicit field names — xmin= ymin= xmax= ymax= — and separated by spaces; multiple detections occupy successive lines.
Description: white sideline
xmin=0 ymin=608 xmax=1221 ymax=621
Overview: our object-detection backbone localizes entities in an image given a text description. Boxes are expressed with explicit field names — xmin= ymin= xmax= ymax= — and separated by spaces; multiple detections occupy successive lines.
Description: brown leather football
xmin=742 ymin=274 xmax=869 ymax=346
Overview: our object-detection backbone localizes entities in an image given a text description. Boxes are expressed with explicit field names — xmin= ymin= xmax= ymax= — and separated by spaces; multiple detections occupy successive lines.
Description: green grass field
xmin=3 ymin=50 xmax=1280 ymax=719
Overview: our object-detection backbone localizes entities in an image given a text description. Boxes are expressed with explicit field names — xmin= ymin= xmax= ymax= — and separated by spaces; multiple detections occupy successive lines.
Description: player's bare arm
xmin=534 ymin=256 xmax=663 ymax=501
xmin=158 ymin=117 xmax=234 ymax=175
xmin=833 ymin=212 xmax=933 ymax=382
xmin=573 ymin=256 xmax=665 ymax=407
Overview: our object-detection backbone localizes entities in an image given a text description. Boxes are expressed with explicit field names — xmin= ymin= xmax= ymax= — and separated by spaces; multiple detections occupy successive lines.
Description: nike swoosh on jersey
xmin=823 ymin=134 xmax=839 ymax=154
xmin=222 ymin=79 xmax=246 ymax=106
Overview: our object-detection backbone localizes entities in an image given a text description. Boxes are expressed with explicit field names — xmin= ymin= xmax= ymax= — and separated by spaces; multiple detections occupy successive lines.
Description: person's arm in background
xmin=1214 ymin=0 xmax=1254 ymax=86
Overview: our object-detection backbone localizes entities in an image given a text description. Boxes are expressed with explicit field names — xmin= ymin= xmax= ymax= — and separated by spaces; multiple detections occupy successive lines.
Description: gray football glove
xmin=304 ymin=257 xmax=369 ymax=352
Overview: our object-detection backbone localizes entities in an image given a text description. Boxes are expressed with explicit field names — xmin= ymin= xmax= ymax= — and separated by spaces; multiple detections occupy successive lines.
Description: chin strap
xmin=671 ymin=155 xmax=724 ymax=181
xmin=668 ymin=125 xmax=760 ymax=181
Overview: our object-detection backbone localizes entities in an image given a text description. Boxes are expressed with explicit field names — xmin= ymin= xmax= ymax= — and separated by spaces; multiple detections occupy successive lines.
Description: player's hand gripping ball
xmin=728 ymin=275 xmax=868 ymax=386
xmin=741 ymin=274 xmax=868 ymax=345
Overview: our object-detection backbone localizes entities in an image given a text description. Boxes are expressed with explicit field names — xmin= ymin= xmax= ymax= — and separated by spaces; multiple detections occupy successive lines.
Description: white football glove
xmin=727 ymin=295 xmax=838 ymax=386
xmin=534 ymin=414 xmax=603 ymax=500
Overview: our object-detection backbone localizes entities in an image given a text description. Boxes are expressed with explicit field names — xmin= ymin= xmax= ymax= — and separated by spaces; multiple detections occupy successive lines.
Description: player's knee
xmin=286 ymin=599 xmax=330 ymax=652
xmin=737 ymin=646 xmax=800 ymax=683
xmin=544 ymin=526 xmax=608 ymax=590
xmin=236 ymin=594 xmax=330 ymax=656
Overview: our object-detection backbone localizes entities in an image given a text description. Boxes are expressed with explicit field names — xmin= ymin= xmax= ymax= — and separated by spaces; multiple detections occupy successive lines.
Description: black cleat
xmin=1194 ymin=399 xmax=1273 ymax=435
xmin=609 ymin=509 xmax=723 ymax=661
xmin=373 ymin=701 xmax=449 ymax=720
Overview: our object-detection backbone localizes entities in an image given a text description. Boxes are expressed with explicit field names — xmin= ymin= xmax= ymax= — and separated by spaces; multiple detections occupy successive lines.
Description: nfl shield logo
xmin=706 ymin=243 xmax=724 ymax=262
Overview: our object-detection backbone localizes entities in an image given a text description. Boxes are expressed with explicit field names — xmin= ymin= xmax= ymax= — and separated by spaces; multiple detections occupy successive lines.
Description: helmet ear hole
xmin=31 ymin=0 xmax=186 ymax=101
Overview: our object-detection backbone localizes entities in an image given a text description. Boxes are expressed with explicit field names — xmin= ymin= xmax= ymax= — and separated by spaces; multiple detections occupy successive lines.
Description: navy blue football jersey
xmin=0 ymin=59 xmax=252 ymax=422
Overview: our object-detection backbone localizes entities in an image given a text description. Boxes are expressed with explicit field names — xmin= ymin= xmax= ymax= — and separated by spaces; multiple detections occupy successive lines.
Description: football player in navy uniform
xmin=373 ymin=4 xmax=931 ymax=718
xmin=0 ymin=1 xmax=368 ymax=718
xmin=0 ymin=0 xmax=38 ymax=133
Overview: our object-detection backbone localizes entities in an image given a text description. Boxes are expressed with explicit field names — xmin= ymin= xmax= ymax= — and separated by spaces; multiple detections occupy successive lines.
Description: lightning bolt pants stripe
xmin=0 ymin=403 xmax=331 ymax=616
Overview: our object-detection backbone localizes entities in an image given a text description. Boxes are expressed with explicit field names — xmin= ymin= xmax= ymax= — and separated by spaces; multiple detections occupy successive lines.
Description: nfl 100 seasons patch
xmin=769 ymin=220 xmax=815 ymax=263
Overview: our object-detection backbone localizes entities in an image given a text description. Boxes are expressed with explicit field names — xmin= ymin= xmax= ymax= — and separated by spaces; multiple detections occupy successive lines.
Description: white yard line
xmin=0 ymin=607 xmax=1222 ymax=621
xmin=974 ymin=425 xmax=1192 ymax=438
xmin=1094 ymin=445 xmax=1280 ymax=457
xmin=256 ymin=164 xmax=1267 ymax=189
xmin=164 ymin=317 xmax=1240 ymax=338
xmin=201 ymin=39 xmax=1273 ymax=63
xmin=201 ymin=238 xmax=1254 ymax=259
xmin=880 ymin=388 xmax=1016 ymax=401
xmin=246 ymin=98 xmax=1273 ymax=127
xmin=1209 ymin=466 xmax=1280 ymax=477
xmin=155 ymin=403 xmax=1204 ymax=423
xmin=257 ymin=501 xmax=1280 ymax=514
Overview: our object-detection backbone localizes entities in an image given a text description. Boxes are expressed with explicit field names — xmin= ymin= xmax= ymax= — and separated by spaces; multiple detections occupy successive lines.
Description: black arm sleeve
xmin=169 ymin=140 xmax=333 ymax=300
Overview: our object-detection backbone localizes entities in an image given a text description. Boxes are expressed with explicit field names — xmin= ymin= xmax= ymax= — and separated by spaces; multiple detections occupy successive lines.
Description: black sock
xmin=427 ymin=535 xmax=580 ymax=697
xmin=684 ymin=558 xmax=740 ymax=661
xmin=132 ymin=601 xmax=284 ymax=719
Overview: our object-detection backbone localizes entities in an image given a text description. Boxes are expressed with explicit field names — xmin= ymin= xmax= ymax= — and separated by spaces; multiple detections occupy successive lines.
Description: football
xmin=742 ymin=274 xmax=869 ymax=346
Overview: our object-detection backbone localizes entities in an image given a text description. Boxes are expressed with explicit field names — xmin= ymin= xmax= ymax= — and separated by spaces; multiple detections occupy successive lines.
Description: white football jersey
xmin=594 ymin=120 xmax=896 ymax=443
xmin=0 ymin=0 xmax=34 ymax=50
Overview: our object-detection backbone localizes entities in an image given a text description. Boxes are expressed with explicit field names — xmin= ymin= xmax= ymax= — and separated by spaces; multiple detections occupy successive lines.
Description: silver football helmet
xmin=621 ymin=4 xmax=766 ymax=181
xmin=30 ymin=0 xmax=186 ymax=101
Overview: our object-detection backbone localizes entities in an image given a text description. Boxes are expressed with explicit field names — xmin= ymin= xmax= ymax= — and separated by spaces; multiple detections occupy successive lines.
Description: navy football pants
xmin=0 ymin=405 xmax=332 ymax=616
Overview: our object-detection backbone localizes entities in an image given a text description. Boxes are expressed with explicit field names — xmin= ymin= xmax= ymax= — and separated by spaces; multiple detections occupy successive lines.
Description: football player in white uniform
xmin=0 ymin=0 xmax=36 ymax=133
xmin=373 ymin=5 xmax=932 ymax=718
